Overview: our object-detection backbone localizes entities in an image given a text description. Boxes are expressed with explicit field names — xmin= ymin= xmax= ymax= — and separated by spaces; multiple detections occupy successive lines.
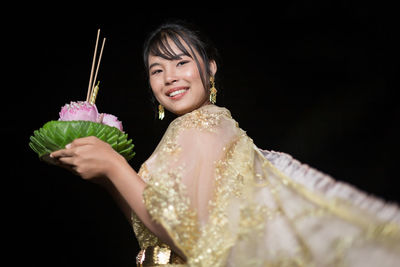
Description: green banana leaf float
xmin=29 ymin=120 xmax=135 ymax=164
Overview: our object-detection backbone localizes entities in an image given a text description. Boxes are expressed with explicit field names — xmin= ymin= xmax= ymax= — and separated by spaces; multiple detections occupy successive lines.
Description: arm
xmin=50 ymin=136 xmax=185 ymax=258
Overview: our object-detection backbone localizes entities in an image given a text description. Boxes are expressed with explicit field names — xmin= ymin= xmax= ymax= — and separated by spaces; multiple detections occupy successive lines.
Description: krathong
xmin=29 ymin=29 xmax=135 ymax=164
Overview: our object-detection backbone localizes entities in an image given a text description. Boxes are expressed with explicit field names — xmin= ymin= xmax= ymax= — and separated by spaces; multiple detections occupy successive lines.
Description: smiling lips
xmin=166 ymin=87 xmax=189 ymax=99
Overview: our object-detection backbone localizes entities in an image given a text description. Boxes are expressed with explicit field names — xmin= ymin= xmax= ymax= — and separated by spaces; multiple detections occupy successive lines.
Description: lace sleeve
xmin=142 ymin=105 xmax=239 ymax=259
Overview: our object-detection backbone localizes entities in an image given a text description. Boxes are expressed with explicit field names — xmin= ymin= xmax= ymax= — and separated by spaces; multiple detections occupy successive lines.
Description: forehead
xmin=148 ymin=52 xmax=189 ymax=65
xmin=147 ymin=36 xmax=195 ymax=66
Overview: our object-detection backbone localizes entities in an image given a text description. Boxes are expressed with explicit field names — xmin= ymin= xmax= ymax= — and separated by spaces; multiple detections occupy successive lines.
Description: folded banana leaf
xmin=29 ymin=120 xmax=135 ymax=163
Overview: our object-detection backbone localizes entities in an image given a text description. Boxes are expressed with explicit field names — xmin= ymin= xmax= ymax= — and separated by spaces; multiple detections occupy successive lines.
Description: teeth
xmin=169 ymin=89 xmax=187 ymax=97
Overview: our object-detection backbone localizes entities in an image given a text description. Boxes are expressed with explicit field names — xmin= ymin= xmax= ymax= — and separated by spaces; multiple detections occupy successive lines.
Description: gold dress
xmin=131 ymin=104 xmax=400 ymax=266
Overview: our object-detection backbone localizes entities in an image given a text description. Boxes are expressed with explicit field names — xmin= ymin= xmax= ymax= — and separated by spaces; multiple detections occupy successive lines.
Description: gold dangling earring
xmin=209 ymin=76 xmax=217 ymax=104
xmin=158 ymin=104 xmax=165 ymax=120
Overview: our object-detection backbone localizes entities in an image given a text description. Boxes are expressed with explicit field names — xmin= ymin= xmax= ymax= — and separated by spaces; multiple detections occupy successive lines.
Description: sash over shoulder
xmin=132 ymin=104 xmax=400 ymax=267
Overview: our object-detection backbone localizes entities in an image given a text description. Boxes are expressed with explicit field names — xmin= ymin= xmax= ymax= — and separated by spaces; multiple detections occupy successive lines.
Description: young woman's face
xmin=148 ymin=39 xmax=216 ymax=116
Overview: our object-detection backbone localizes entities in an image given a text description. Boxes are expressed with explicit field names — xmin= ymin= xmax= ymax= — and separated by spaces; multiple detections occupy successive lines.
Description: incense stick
xmin=91 ymin=37 xmax=106 ymax=95
xmin=86 ymin=29 xmax=101 ymax=102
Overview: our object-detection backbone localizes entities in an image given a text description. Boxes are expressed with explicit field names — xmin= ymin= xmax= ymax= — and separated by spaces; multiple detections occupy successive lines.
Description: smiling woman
xmin=143 ymin=22 xmax=218 ymax=116
xmin=148 ymin=50 xmax=215 ymax=115
xmin=49 ymin=21 xmax=400 ymax=266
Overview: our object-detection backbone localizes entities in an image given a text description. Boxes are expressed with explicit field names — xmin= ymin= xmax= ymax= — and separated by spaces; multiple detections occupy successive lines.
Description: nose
xmin=164 ymin=68 xmax=178 ymax=85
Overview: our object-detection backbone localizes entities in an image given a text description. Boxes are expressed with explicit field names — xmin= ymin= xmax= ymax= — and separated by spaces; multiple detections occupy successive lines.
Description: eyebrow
xmin=148 ymin=53 xmax=189 ymax=70
xmin=149 ymin=62 xmax=161 ymax=70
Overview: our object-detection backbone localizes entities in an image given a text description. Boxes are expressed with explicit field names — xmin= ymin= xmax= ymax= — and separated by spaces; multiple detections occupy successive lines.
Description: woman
xmin=51 ymin=22 xmax=400 ymax=266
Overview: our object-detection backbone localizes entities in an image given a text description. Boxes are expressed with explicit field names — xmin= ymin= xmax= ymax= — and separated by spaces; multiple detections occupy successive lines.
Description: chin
xmin=169 ymin=102 xmax=201 ymax=116
xmin=172 ymin=106 xmax=192 ymax=116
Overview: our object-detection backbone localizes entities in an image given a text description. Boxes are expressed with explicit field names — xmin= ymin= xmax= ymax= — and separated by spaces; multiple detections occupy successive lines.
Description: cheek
xmin=149 ymin=80 xmax=162 ymax=102
xmin=183 ymin=68 xmax=202 ymax=86
xmin=149 ymin=77 xmax=162 ymax=92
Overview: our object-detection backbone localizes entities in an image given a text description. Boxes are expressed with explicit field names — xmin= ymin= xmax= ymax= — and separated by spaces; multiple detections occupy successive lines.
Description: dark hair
xmin=142 ymin=20 xmax=219 ymax=112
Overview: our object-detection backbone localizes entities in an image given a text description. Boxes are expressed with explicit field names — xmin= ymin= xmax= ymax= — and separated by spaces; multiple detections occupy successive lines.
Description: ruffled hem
xmin=258 ymin=148 xmax=400 ymax=224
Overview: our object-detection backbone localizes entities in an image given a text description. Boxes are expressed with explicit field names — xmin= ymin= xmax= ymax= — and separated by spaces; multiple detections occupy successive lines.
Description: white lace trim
xmin=258 ymin=148 xmax=400 ymax=224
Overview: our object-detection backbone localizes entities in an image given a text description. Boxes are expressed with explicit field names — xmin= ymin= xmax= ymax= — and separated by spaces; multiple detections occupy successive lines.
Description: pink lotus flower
xmin=99 ymin=113 xmax=123 ymax=131
xmin=59 ymin=101 xmax=99 ymax=122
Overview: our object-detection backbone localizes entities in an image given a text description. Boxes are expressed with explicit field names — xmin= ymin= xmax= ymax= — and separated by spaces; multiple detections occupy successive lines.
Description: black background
xmin=9 ymin=3 xmax=400 ymax=266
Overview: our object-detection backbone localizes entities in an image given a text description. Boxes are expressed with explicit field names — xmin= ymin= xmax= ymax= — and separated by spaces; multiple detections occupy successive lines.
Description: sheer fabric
xmin=132 ymin=104 xmax=400 ymax=266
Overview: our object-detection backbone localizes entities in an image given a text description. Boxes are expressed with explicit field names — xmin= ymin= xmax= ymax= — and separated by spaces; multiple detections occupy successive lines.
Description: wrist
xmin=105 ymin=152 xmax=130 ymax=182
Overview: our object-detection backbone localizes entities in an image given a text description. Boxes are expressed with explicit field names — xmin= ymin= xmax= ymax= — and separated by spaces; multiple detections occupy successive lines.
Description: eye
xmin=177 ymin=60 xmax=189 ymax=67
xmin=150 ymin=69 xmax=162 ymax=75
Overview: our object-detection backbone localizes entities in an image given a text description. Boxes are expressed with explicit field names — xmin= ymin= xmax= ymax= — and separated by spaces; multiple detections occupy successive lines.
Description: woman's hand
xmin=50 ymin=137 xmax=181 ymax=256
xmin=50 ymin=136 xmax=125 ymax=181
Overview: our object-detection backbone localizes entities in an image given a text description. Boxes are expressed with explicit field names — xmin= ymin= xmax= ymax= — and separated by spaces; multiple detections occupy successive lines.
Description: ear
xmin=209 ymin=60 xmax=217 ymax=76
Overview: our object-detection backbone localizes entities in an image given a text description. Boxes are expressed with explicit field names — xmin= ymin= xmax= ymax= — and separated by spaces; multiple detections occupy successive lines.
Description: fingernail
xmin=49 ymin=153 xmax=54 ymax=158
xmin=65 ymin=143 xmax=71 ymax=149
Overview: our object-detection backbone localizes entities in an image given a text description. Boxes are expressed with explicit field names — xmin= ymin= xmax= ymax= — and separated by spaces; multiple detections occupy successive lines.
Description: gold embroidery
xmin=131 ymin=104 xmax=400 ymax=266
xmin=173 ymin=105 xmax=230 ymax=132
xmin=138 ymin=105 xmax=230 ymax=260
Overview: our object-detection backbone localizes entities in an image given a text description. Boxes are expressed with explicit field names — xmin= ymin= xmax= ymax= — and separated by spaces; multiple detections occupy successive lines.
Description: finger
xmin=56 ymin=156 xmax=76 ymax=166
xmin=50 ymin=148 xmax=73 ymax=158
xmin=69 ymin=136 xmax=99 ymax=148
xmin=53 ymin=160 xmax=79 ymax=176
